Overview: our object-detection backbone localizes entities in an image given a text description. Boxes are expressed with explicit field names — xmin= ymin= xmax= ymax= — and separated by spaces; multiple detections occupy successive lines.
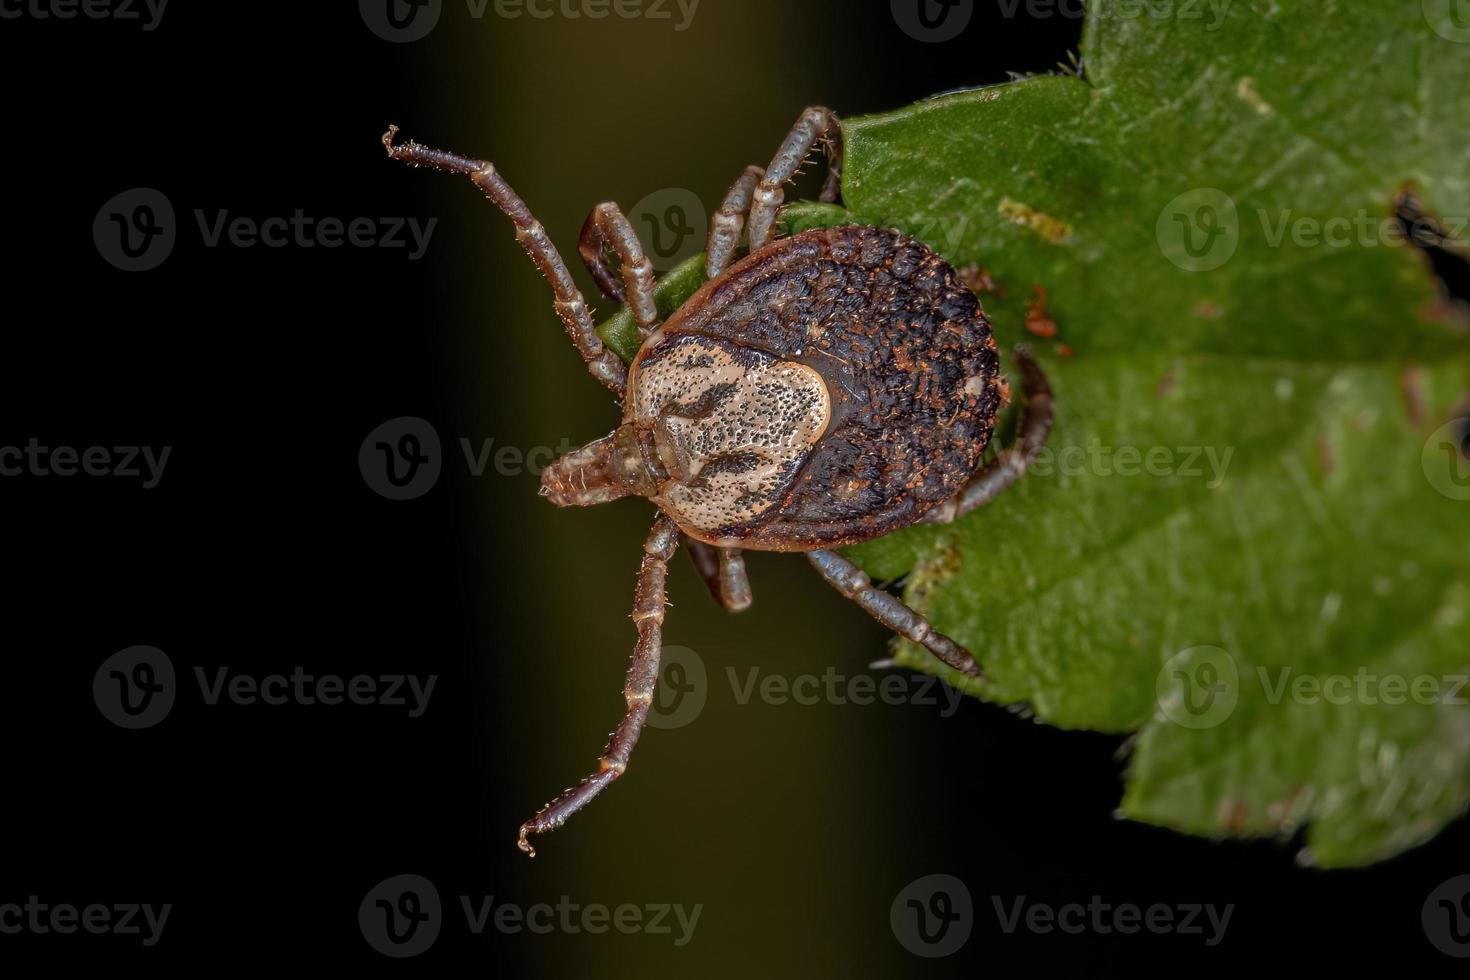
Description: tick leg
xmin=687 ymin=539 xmax=753 ymax=612
xmin=382 ymin=126 xmax=627 ymax=396
xmin=923 ymin=348 xmax=1055 ymax=525
xmin=705 ymin=165 xmax=763 ymax=278
xmin=747 ymin=106 xmax=843 ymax=254
xmin=578 ymin=202 xmax=659 ymax=339
xmin=807 ymin=549 xmax=980 ymax=677
xmin=517 ymin=512 xmax=680 ymax=856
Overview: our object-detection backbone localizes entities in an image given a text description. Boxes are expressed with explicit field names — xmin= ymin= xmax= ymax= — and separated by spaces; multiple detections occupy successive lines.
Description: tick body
xmin=383 ymin=107 xmax=1055 ymax=856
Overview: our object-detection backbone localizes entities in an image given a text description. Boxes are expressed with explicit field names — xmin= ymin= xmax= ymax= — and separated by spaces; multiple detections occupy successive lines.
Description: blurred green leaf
xmin=597 ymin=1 xmax=1470 ymax=867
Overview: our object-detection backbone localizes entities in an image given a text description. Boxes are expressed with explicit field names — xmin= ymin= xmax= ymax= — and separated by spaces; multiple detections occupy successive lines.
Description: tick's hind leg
xmin=382 ymin=126 xmax=627 ymax=395
xmin=807 ymin=549 xmax=980 ymax=677
xmin=747 ymin=106 xmax=843 ymax=253
xmin=517 ymin=513 xmax=680 ymax=856
xmin=687 ymin=539 xmax=753 ymax=612
xmin=923 ymin=348 xmax=1055 ymax=525
xmin=578 ymin=202 xmax=659 ymax=338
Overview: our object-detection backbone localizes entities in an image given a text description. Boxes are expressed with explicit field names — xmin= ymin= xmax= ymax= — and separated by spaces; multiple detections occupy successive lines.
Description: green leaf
xmin=597 ymin=1 xmax=1470 ymax=867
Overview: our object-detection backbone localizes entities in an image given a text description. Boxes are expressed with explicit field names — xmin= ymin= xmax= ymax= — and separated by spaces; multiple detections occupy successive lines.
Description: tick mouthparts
xmin=540 ymin=430 xmax=638 ymax=508
xmin=541 ymin=424 xmax=664 ymax=507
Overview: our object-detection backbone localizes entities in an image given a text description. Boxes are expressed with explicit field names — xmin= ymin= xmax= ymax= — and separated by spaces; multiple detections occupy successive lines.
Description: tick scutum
xmin=630 ymin=225 xmax=1007 ymax=551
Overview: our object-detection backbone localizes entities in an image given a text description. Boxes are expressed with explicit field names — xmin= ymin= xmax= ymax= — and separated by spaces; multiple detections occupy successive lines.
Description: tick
xmin=382 ymin=107 xmax=1055 ymax=856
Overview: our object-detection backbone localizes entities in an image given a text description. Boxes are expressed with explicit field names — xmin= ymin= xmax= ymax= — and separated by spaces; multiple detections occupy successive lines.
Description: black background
xmin=3 ymin=0 xmax=1466 ymax=974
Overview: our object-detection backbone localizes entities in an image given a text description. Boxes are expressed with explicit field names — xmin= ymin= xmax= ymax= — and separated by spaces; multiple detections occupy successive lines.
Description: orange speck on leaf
xmin=1024 ymin=285 xmax=1059 ymax=338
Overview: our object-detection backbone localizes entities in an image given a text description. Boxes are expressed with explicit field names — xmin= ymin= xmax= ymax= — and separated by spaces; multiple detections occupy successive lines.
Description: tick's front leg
xmin=706 ymin=165 xmax=763 ymax=278
xmin=517 ymin=513 xmax=681 ymax=856
xmin=747 ymin=106 xmax=842 ymax=254
xmin=578 ymin=202 xmax=660 ymax=339
xmin=382 ymin=126 xmax=628 ymax=396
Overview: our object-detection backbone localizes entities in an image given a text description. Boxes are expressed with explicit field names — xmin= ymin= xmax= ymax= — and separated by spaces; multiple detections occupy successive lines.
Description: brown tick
xmin=382 ymin=108 xmax=1055 ymax=856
